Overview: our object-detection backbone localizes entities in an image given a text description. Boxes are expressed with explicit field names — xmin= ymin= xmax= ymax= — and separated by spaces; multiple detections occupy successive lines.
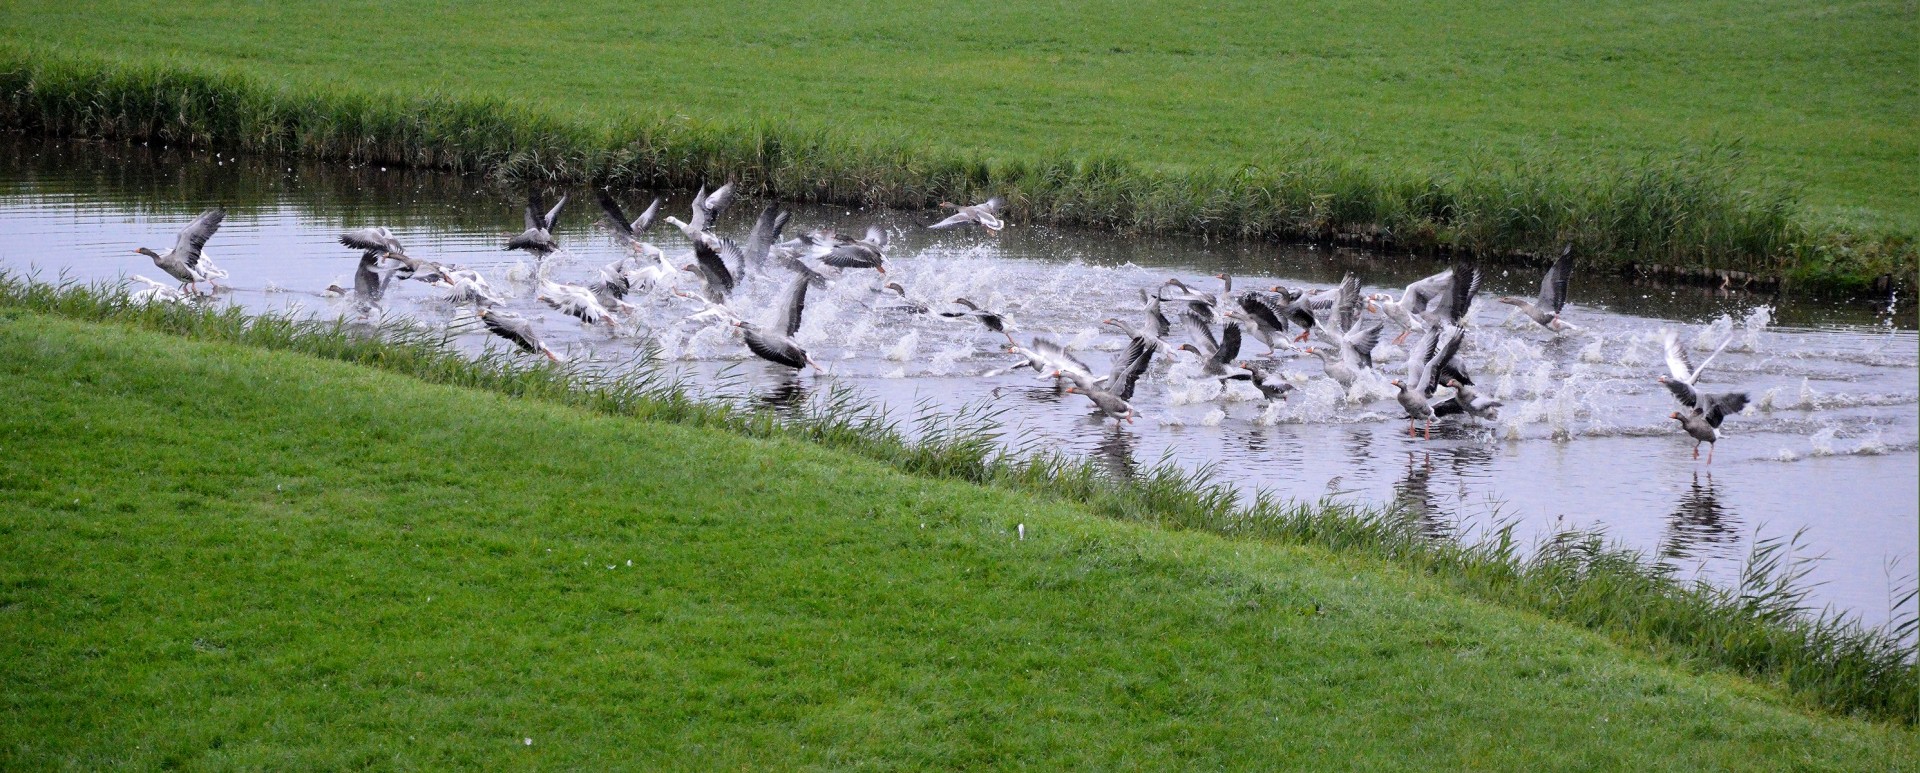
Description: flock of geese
xmin=128 ymin=189 xmax=1753 ymax=463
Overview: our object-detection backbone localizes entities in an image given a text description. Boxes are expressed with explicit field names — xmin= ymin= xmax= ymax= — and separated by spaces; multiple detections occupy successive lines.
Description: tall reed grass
xmin=2 ymin=272 xmax=1912 ymax=724
xmin=1 ymin=49 xmax=1909 ymax=293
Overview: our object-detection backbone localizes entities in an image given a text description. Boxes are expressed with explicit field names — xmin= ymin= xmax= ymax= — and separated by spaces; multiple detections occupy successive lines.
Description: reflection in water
xmin=1091 ymin=426 xmax=1140 ymax=481
xmin=1661 ymin=473 xmax=1741 ymax=563
xmin=756 ymin=371 xmax=811 ymax=415
xmin=1390 ymin=452 xmax=1453 ymax=537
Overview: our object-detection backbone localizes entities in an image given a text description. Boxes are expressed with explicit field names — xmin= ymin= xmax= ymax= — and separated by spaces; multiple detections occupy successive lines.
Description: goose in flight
xmin=1058 ymin=328 xmax=1158 ymax=425
xmin=662 ymin=181 xmax=737 ymax=256
xmin=1498 ymin=244 xmax=1577 ymax=332
xmin=819 ymin=226 xmax=890 ymax=273
xmin=680 ymin=235 xmax=744 ymax=304
xmin=1367 ymin=267 xmax=1454 ymax=345
xmin=1176 ymin=315 xmax=1244 ymax=380
xmin=538 ymin=279 xmax=619 ymax=328
xmin=339 ymin=225 xmax=409 ymax=260
xmin=1658 ymin=329 xmax=1746 ymax=462
xmin=941 ymin=297 xmax=1014 ymax=344
xmin=134 ymin=206 xmax=228 ymax=294
xmin=478 ymin=308 xmax=562 ymax=361
xmin=594 ymin=188 xmax=662 ymax=247
xmin=737 ymin=272 xmax=822 ymax=371
xmin=506 ymin=190 xmax=567 ymax=258
xmin=741 ymin=205 xmax=793 ymax=275
xmin=929 ymin=197 xmax=1006 ymax=232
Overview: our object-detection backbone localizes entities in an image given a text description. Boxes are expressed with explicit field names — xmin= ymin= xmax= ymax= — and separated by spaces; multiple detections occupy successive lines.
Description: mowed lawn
xmin=0 ymin=312 xmax=1913 ymax=768
xmin=3 ymin=0 xmax=1913 ymax=231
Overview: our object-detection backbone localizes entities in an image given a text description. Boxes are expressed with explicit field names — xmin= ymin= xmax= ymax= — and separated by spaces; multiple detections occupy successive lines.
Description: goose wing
xmin=1343 ymin=321 xmax=1384 ymax=369
xmin=1663 ymin=377 xmax=1702 ymax=411
xmin=524 ymin=191 xmax=545 ymax=231
xmin=541 ymin=194 xmax=567 ymax=231
xmin=596 ymin=189 xmax=638 ymax=237
xmin=1402 ymin=268 xmax=1451 ymax=317
xmin=744 ymin=206 xmax=789 ymax=268
xmin=1106 ymin=335 xmax=1155 ymax=400
xmin=693 ymin=181 xmax=734 ymax=231
xmin=1332 ymin=272 xmax=1363 ymax=333
xmin=1702 ymin=392 xmax=1750 ymax=426
xmin=1540 ymin=244 xmax=1574 ymax=312
xmin=172 ymin=207 xmax=226 ymax=268
xmin=822 ymin=242 xmax=880 ymax=269
xmin=1033 ymin=338 xmax=1096 ymax=379
xmin=1237 ymin=290 xmax=1290 ymax=333
xmin=1212 ymin=321 xmax=1242 ymax=367
xmin=692 ymin=238 xmax=736 ymax=292
xmin=1661 ymin=330 xmax=1696 ymax=382
xmin=772 ymin=272 xmax=812 ymax=338
xmin=929 ymin=211 xmax=976 ymax=230
xmin=1418 ymin=325 xmax=1465 ymax=395
xmin=338 ymin=225 xmax=402 ymax=255
xmin=1179 ymin=306 xmax=1218 ymax=354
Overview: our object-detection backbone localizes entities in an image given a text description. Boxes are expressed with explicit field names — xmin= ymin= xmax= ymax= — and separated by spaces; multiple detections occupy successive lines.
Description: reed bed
xmin=2 ymin=271 xmax=1911 ymax=724
xmin=1 ymin=50 xmax=1910 ymax=295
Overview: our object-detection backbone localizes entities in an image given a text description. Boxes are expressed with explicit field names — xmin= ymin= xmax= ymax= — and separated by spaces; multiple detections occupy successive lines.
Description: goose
xmin=929 ymin=197 xmax=1006 ymax=232
xmin=1141 ymin=288 xmax=1174 ymax=340
xmin=1231 ymin=360 xmax=1297 ymax=402
xmin=680 ymin=235 xmax=743 ymax=304
xmin=1055 ymin=343 xmax=1155 ymax=425
xmin=1367 ymin=267 xmax=1454 ymax=345
xmin=1499 ymin=244 xmax=1577 ymax=332
xmin=740 ymin=205 xmax=792 ymax=275
xmin=1417 ymin=260 xmax=1480 ymax=330
xmin=1095 ymin=321 xmax=1160 ymax=400
xmin=1010 ymin=337 xmax=1105 ymax=389
xmin=594 ymin=188 xmax=662 ymax=247
xmin=820 ymin=226 xmax=889 ymax=273
xmin=875 ymin=282 xmax=929 ymax=314
xmin=125 ymin=274 xmax=186 ymax=304
xmin=1440 ymin=378 xmax=1501 ymax=420
xmin=1392 ymin=324 xmax=1466 ymax=439
xmin=478 ymin=308 xmax=561 ymax=361
xmin=736 ymin=272 xmax=822 ymax=371
xmin=1659 ymin=329 xmax=1732 ymax=389
xmin=940 ymin=297 xmax=1015 ymax=344
xmin=587 ymin=257 xmax=646 ymax=314
xmin=662 ymin=181 xmax=738 ymax=265
xmin=1303 ymin=319 xmax=1383 ymax=390
xmin=134 ymin=206 xmax=228 ymax=294
xmin=338 ymin=225 xmax=409 ymax=259
xmin=442 ymin=266 xmax=503 ymax=307
xmin=1103 ymin=317 xmax=1176 ymax=357
xmin=1060 ymin=371 xmax=1139 ymax=425
xmin=1309 ymin=273 xmax=1366 ymax=347
xmin=351 ymin=249 xmax=397 ymax=309
xmin=505 ymin=190 xmax=566 ymax=258
xmin=1669 ymin=399 xmax=1748 ymax=464
xmin=1175 ymin=317 xmax=1245 ymax=380
xmin=1235 ymin=289 xmax=1294 ymax=354
xmin=537 ymin=279 xmax=619 ymax=328
xmin=1158 ymin=278 xmax=1218 ymax=319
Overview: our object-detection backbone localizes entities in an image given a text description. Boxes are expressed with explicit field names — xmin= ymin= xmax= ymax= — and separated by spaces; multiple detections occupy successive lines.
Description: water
xmin=3 ymin=138 xmax=1914 ymax=628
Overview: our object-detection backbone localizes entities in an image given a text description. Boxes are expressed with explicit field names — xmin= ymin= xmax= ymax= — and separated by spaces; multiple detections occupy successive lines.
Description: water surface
xmin=3 ymin=138 xmax=1913 ymax=627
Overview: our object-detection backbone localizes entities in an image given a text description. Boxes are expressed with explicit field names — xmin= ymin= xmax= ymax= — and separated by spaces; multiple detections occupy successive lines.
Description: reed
xmin=1 ymin=49 xmax=1910 ymax=295
xmin=2 ymin=272 xmax=1911 ymax=723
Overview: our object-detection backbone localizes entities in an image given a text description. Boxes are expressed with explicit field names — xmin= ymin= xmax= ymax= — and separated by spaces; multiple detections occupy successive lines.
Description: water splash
xmin=1809 ymin=426 xmax=1838 ymax=456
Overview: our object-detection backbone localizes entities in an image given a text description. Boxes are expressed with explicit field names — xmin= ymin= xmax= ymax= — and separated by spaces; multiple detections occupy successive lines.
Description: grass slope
xmin=0 ymin=312 xmax=1912 ymax=768
xmin=3 ymin=1 xmax=1912 ymax=230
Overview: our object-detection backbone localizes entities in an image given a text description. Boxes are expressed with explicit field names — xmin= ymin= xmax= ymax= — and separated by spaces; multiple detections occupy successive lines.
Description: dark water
xmin=3 ymin=138 xmax=1913 ymax=628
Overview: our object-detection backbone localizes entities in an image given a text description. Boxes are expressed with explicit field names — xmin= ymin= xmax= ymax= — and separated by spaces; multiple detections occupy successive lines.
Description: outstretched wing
xmin=1540 ymin=244 xmax=1574 ymax=312
xmin=692 ymin=239 xmax=736 ymax=293
xmin=595 ymin=189 xmax=634 ymax=237
xmin=1213 ymin=321 xmax=1243 ymax=366
xmin=542 ymin=194 xmax=568 ymax=231
xmin=928 ymin=211 xmax=974 ymax=230
xmin=773 ymin=273 xmax=811 ymax=338
xmin=1663 ymin=377 xmax=1701 ymax=410
xmin=1345 ymin=321 xmax=1384 ymax=369
xmin=1332 ymin=272 xmax=1363 ymax=333
xmin=1703 ymin=392 xmax=1750 ymax=426
xmin=172 ymin=207 xmax=226 ymax=268
xmin=1106 ymin=336 xmax=1155 ymax=400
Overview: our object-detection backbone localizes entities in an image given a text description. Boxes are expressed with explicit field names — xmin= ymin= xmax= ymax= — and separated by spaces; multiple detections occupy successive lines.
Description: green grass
xmin=1 ymin=310 xmax=1915 ymax=768
xmin=1 ymin=1 xmax=1915 ymax=291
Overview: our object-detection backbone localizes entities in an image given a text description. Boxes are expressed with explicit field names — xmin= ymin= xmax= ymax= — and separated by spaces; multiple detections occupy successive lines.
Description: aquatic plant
xmin=1 ymin=271 xmax=1913 ymax=724
xmin=0 ymin=49 xmax=1910 ymax=295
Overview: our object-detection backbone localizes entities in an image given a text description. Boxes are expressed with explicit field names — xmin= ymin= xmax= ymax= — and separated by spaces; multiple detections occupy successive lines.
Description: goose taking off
xmin=134 ymin=206 xmax=228 ymax=294
xmin=1056 ymin=329 xmax=1158 ymax=425
xmin=1176 ymin=317 xmax=1244 ymax=380
xmin=1368 ymin=266 xmax=1454 ymax=345
xmin=736 ymin=272 xmax=822 ymax=371
xmin=1007 ymin=337 xmax=1104 ymax=391
xmin=941 ymin=297 xmax=1014 ymax=344
xmin=1392 ymin=324 xmax=1466 ymax=439
xmin=351 ymin=249 xmax=396 ymax=309
xmin=662 ymin=182 xmax=736 ymax=248
xmin=1499 ymin=245 xmax=1576 ymax=332
xmin=339 ymin=226 xmax=408 ymax=259
xmin=595 ymin=188 xmax=662 ymax=247
xmin=819 ymin=226 xmax=889 ymax=273
xmin=876 ymin=282 xmax=929 ymax=314
xmin=506 ymin=190 xmax=567 ymax=258
xmin=1231 ymin=361 xmax=1296 ymax=402
xmin=538 ymin=279 xmax=619 ymax=328
xmin=1658 ymin=329 xmax=1746 ymax=462
xmin=741 ymin=205 xmax=793 ymax=275
xmin=929 ymin=197 xmax=1006 ymax=232
xmin=680 ymin=235 xmax=743 ymax=304
xmin=478 ymin=308 xmax=561 ymax=362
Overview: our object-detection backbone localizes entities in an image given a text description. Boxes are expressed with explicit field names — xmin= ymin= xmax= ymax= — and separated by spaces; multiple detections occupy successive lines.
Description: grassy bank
xmin=2 ymin=307 xmax=1916 ymax=767
xmin=4 ymin=274 xmax=1915 ymax=730
xmin=0 ymin=0 xmax=1915 ymax=295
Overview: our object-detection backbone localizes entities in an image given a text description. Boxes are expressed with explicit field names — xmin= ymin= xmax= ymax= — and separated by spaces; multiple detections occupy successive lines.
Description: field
xmin=1 ymin=1 xmax=1914 ymax=288
xmin=1 ymin=307 xmax=1914 ymax=767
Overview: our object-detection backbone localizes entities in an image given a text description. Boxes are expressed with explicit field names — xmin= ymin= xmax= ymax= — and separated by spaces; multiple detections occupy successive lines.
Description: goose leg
xmin=1706 ymin=443 xmax=1714 ymax=465
xmin=1424 ymin=419 xmax=1431 ymax=441
xmin=1392 ymin=329 xmax=1409 ymax=346
xmin=1692 ymin=443 xmax=1700 ymax=460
